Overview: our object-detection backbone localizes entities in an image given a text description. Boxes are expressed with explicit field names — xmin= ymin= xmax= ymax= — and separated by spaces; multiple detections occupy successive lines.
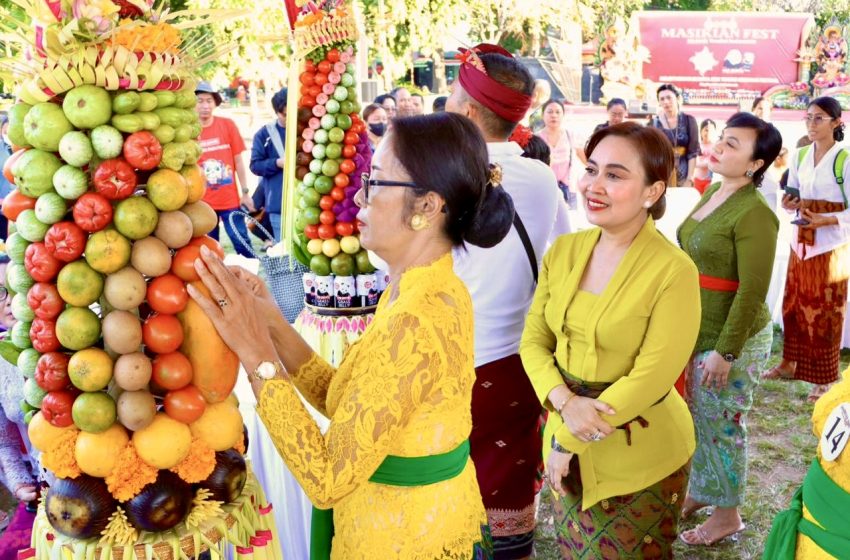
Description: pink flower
xmin=72 ymin=0 xmax=120 ymax=34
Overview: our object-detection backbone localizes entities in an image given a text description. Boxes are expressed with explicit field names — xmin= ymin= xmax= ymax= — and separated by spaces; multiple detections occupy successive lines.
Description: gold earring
xmin=410 ymin=214 xmax=430 ymax=231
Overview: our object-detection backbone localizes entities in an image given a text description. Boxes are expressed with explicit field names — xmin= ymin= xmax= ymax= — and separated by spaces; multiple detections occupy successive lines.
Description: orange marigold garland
xmin=106 ymin=442 xmax=159 ymax=502
xmin=170 ymin=437 xmax=216 ymax=483
xmin=41 ymin=429 xmax=81 ymax=479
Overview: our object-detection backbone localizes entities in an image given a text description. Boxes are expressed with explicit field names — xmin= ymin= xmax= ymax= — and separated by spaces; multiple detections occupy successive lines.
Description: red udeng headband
xmin=457 ymin=43 xmax=532 ymax=123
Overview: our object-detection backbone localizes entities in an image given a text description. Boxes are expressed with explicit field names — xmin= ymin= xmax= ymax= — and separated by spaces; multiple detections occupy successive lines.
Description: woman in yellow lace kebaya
xmin=520 ymin=123 xmax=700 ymax=559
xmin=189 ymin=113 xmax=515 ymax=560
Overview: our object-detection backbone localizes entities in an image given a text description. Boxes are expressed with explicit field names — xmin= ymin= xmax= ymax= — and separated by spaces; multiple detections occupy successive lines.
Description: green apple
xmin=310 ymin=254 xmax=331 ymax=276
xmin=335 ymin=114 xmax=353 ymax=130
xmin=58 ymin=131 xmax=94 ymax=167
xmin=24 ymin=103 xmax=73 ymax=151
xmin=7 ymin=103 xmax=32 ymax=148
xmin=321 ymin=159 xmax=340 ymax=177
xmin=314 ymin=175 xmax=334 ymax=194
xmin=325 ymin=143 xmax=342 ymax=160
xmin=63 ymin=85 xmax=112 ymax=129
xmin=302 ymin=188 xmax=321 ymax=207
xmin=330 ymin=253 xmax=354 ymax=276
xmin=328 ymin=127 xmax=345 ymax=143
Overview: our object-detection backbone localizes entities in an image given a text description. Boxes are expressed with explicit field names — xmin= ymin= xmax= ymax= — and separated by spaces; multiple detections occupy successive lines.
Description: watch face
xmin=257 ymin=362 xmax=277 ymax=379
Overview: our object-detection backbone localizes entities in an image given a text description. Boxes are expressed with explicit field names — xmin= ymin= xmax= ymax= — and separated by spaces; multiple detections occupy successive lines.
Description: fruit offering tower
xmin=283 ymin=0 xmax=378 ymax=366
xmin=0 ymin=1 xmax=280 ymax=558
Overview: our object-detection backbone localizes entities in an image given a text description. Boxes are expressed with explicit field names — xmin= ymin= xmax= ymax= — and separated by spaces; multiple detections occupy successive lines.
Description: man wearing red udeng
xmin=195 ymin=82 xmax=254 ymax=257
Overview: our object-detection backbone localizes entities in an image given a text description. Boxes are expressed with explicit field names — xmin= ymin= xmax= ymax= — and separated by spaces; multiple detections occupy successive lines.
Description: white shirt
xmin=787 ymin=142 xmax=850 ymax=259
xmin=454 ymin=141 xmax=571 ymax=367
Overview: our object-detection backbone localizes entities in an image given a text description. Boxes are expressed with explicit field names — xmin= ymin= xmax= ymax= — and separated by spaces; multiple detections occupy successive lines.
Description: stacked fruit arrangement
xmin=1 ymin=83 xmax=252 ymax=540
xmin=291 ymin=45 xmax=376 ymax=288
xmin=0 ymin=1 xmax=279 ymax=556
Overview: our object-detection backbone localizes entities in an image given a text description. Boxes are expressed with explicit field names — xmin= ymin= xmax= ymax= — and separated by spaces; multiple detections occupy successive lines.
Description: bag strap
xmin=512 ymin=212 xmax=538 ymax=284
xmin=833 ymin=148 xmax=848 ymax=206
xmin=265 ymin=122 xmax=285 ymax=158
xmin=227 ymin=210 xmax=273 ymax=259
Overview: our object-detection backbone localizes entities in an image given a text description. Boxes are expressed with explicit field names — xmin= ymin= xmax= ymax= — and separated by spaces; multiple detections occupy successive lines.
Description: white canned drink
xmin=314 ymin=275 xmax=334 ymax=308
xmin=376 ymin=269 xmax=390 ymax=293
xmin=302 ymin=272 xmax=317 ymax=305
xmin=334 ymin=276 xmax=356 ymax=308
xmin=356 ymin=274 xmax=379 ymax=306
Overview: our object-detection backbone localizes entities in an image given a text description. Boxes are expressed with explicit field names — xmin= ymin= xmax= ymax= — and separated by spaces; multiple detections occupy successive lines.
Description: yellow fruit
xmin=68 ymin=348 xmax=114 ymax=392
xmin=28 ymin=412 xmax=78 ymax=453
xmin=180 ymin=164 xmax=206 ymax=204
xmin=190 ymin=402 xmax=243 ymax=451
xmin=75 ymin=423 xmax=129 ymax=477
xmin=146 ymin=169 xmax=188 ymax=211
xmin=132 ymin=413 xmax=192 ymax=469
xmin=339 ymin=235 xmax=360 ymax=254
xmin=85 ymin=229 xmax=132 ymax=274
xmin=307 ymin=239 xmax=324 ymax=255
xmin=322 ymin=238 xmax=340 ymax=257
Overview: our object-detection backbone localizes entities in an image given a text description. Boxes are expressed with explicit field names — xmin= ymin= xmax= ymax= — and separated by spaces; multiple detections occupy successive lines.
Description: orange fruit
xmin=145 ymin=169 xmax=188 ymax=211
xmin=68 ymin=348 xmax=114 ymax=391
xmin=132 ymin=413 xmax=191 ymax=469
xmin=28 ymin=411 xmax=79 ymax=453
xmin=84 ymin=229 xmax=132 ymax=274
xmin=75 ymin=423 xmax=129 ymax=477
xmin=180 ymin=164 xmax=206 ymax=204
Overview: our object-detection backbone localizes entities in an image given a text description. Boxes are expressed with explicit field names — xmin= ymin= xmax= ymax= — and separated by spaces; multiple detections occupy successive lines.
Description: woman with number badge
xmin=764 ymin=97 xmax=850 ymax=404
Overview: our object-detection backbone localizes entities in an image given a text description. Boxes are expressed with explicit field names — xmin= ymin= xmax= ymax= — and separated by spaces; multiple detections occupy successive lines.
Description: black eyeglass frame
xmin=361 ymin=173 xmax=418 ymax=203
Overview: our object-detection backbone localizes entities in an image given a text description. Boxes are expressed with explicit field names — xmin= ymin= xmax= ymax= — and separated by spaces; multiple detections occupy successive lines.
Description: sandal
xmin=762 ymin=366 xmax=795 ymax=380
xmin=680 ymin=522 xmax=746 ymax=546
xmin=680 ymin=498 xmax=709 ymax=520
xmin=807 ymin=383 xmax=833 ymax=404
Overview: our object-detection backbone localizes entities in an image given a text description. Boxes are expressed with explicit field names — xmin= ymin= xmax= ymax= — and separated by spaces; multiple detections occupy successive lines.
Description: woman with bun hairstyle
xmin=189 ymin=112 xmax=513 ymax=559
xmin=651 ymin=84 xmax=699 ymax=188
xmin=521 ymin=122 xmax=700 ymax=558
xmin=677 ymin=112 xmax=782 ymax=546
xmin=765 ymin=96 xmax=850 ymax=403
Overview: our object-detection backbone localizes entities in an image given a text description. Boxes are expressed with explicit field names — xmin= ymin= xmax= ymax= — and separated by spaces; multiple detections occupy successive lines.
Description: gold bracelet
xmin=555 ymin=392 xmax=577 ymax=415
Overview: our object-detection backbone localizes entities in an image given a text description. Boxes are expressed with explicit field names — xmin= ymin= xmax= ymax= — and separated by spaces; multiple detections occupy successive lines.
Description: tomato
xmin=304 ymin=223 xmax=319 ymax=239
xmin=333 ymin=173 xmax=350 ymax=188
xmin=35 ymin=352 xmax=71 ymax=392
xmin=171 ymin=245 xmax=202 ymax=282
xmin=93 ymin=158 xmax=138 ymax=200
xmin=299 ymin=71 xmax=315 ymax=86
xmin=343 ymin=131 xmax=360 ymax=146
xmin=122 ymin=132 xmax=163 ymax=171
xmin=1 ymin=190 xmax=37 ymax=221
xmin=44 ymin=221 xmax=86 ymax=262
xmin=339 ymin=159 xmax=356 ymax=175
xmin=151 ymin=351 xmax=193 ymax=390
xmin=147 ymin=274 xmax=189 ymax=314
xmin=30 ymin=318 xmax=60 ymax=353
xmin=73 ymin=192 xmax=114 ymax=232
xmin=317 ymin=223 xmax=336 ymax=239
xmin=300 ymin=95 xmax=316 ymax=109
xmin=24 ymin=242 xmax=63 ymax=282
xmin=319 ymin=210 xmax=336 ymax=225
xmin=187 ymin=236 xmax=225 ymax=258
xmin=314 ymin=73 xmax=329 ymax=87
xmin=317 ymin=60 xmax=332 ymax=74
xmin=351 ymin=122 xmax=366 ymax=135
xmin=304 ymin=59 xmax=316 ymax=73
xmin=164 ymin=385 xmax=206 ymax=424
xmin=143 ymin=314 xmax=184 ymax=354
xmin=2 ymin=148 xmax=27 ymax=184
xmin=326 ymin=48 xmax=341 ymax=63
xmin=299 ymin=84 xmax=310 ymax=96
xmin=27 ymin=283 xmax=64 ymax=320
xmin=335 ymin=222 xmax=355 ymax=237
xmin=342 ymin=145 xmax=356 ymax=159
xmin=319 ymin=196 xmax=335 ymax=211
xmin=40 ymin=390 xmax=77 ymax=427
xmin=330 ymin=186 xmax=346 ymax=201
xmin=307 ymin=84 xmax=322 ymax=98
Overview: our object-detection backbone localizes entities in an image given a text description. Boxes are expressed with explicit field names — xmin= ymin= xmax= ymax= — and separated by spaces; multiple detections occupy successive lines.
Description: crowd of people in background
xmin=0 ymin=52 xmax=848 ymax=559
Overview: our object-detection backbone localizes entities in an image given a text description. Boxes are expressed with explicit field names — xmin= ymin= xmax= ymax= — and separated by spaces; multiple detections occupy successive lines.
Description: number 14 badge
xmin=821 ymin=402 xmax=850 ymax=462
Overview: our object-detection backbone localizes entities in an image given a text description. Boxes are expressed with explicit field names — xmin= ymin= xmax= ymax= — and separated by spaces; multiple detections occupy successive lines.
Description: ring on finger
xmin=217 ymin=298 xmax=229 ymax=309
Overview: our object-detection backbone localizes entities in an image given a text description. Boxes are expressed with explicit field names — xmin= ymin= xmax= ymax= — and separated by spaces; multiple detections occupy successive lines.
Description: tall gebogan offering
xmin=282 ymin=0 xmax=376 ymax=365
xmin=0 ymin=1 xmax=281 ymax=558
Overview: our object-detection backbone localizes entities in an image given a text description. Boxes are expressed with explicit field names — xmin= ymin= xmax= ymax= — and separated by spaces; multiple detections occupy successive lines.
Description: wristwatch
xmin=249 ymin=360 xmax=283 ymax=382
xmin=241 ymin=187 xmax=249 ymax=194
xmin=722 ymin=353 xmax=736 ymax=363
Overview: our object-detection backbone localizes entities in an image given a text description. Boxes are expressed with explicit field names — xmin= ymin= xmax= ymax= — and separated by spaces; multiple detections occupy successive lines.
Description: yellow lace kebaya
xmin=257 ymin=253 xmax=488 ymax=559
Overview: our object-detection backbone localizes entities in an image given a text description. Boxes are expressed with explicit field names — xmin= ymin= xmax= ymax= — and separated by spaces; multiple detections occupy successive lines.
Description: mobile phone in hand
xmin=791 ymin=217 xmax=810 ymax=226
xmin=784 ymin=186 xmax=801 ymax=200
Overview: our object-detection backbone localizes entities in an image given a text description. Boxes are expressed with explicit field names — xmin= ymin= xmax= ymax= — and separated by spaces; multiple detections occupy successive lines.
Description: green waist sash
xmin=763 ymin=458 xmax=850 ymax=560
xmin=309 ymin=439 xmax=471 ymax=560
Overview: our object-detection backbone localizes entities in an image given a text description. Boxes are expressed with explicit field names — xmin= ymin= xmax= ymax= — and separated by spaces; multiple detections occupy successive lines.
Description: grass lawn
xmin=534 ymin=326 xmax=850 ymax=559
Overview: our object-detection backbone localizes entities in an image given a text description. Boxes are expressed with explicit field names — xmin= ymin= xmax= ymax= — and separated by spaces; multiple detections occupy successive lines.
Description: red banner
xmin=636 ymin=12 xmax=814 ymax=93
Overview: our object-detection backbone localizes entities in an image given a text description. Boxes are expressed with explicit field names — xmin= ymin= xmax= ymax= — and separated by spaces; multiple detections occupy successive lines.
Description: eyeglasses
xmin=804 ymin=115 xmax=834 ymax=124
xmin=0 ymin=287 xmax=7 ymax=302
xmin=361 ymin=173 xmax=417 ymax=204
